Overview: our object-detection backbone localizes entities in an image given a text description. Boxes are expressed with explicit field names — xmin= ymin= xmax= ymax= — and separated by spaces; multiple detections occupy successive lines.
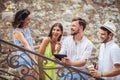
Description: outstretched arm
xmin=62 ymin=57 xmax=87 ymax=67
xmin=89 ymin=64 xmax=120 ymax=78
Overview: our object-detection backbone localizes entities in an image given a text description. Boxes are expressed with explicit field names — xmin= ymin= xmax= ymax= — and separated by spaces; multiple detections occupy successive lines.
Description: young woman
xmin=13 ymin=9 xmax=36 ymax=80
xmin=39 ymin=23 xmax=63 ymax=80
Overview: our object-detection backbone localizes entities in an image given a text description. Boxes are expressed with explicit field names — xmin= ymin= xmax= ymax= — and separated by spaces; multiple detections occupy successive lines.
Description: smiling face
xmin=99 ymin=29 xmax=113 ymax=43
xmin=99 ymin=29 xmax=109 ymax=43
xmin=70 ymin=20 xmax=82 ymax=36
xmin=23 ymin=15 xmax=31 ymax=27
xmin=48 ymin=23 xmax=63 ymax=41
xmin=52 ymin=26 xmax=63 ymax=40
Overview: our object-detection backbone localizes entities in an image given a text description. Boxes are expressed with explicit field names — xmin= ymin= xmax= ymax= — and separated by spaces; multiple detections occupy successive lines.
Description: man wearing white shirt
xmin=59 ymin=17 xmax=94 ymax=80
xmin=89 ymin=21 xmax=120 ymax=80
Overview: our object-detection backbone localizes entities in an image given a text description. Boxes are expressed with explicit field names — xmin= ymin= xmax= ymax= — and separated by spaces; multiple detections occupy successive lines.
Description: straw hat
xmin=101 ymin=21 xmax=116 ymax=35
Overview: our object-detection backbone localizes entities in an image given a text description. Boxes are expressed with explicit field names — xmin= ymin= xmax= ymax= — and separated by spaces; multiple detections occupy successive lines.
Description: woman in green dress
xmin=39 ymin=23 xmax=63 ymax=80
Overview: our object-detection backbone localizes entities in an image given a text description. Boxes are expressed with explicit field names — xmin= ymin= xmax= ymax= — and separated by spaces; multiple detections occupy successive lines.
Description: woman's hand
xmin=55 ymin=42 xmax=61 ymax=53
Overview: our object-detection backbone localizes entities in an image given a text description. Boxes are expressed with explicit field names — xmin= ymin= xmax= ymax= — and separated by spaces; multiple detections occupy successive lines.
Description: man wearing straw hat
xmin=89 ymin=21 xmax=120 ymax=80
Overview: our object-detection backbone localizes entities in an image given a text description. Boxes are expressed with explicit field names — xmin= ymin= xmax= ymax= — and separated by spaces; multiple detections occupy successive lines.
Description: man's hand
xmin=61 ymin=57 xmax=72 ymax=66
xmin=88 ymin=67 xmax=101 ymax=78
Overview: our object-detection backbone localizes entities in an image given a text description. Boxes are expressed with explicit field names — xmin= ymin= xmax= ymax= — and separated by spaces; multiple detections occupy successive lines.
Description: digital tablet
xmin=54 ymin=54 xmax=67 ymax=60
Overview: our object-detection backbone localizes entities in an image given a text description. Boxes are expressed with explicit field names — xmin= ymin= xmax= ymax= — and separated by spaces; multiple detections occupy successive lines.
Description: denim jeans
xmin=60 ymin=71 xmax=88 ymax=80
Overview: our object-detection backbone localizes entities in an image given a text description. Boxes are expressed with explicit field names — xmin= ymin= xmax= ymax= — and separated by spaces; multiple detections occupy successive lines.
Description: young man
xmin=89 ymin=21 xmax=120 ymax=80
xmin=59 ymin=17 xmax=94 ymax=79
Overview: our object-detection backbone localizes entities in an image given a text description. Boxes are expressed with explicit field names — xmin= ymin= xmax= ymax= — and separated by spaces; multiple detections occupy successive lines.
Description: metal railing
xmin=0 ymin=39 xmax=104 ymax=80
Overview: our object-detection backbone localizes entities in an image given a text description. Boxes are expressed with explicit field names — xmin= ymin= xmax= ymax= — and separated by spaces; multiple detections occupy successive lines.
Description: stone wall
xmin=0 ymin=0 xmax=120 ymax=79
xmin=0 ymin=0 xmax=120 ymax=60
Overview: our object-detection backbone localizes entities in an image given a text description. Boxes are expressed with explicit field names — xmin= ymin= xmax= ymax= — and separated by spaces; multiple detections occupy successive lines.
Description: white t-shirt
xmin=59 ymin=36 xmax=93 ymax=69
xmin=98 ymin=40 xmax=120 ymax=80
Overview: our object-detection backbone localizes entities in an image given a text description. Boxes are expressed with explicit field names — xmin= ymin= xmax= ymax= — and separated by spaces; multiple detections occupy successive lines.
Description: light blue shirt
xmin=13 ymin=27 xmax=34 ymax=67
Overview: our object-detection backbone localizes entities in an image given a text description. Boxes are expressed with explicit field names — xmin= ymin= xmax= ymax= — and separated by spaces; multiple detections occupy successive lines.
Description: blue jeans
xmin=60 ymin=71 xmax=88 ymax=80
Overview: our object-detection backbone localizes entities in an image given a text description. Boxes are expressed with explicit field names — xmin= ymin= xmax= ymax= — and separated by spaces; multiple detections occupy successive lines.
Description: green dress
xmin=43 ymin=42 xmax=57 ymax=80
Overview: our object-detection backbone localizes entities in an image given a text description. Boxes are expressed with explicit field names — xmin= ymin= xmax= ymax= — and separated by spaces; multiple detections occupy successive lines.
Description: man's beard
xmin=71 ymin=29 xmax=79 ymax=36
xmin=101 ymin=36 xmax=109 ymax=43
xmin=71 ymin=32 xmax=78 ymax=36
